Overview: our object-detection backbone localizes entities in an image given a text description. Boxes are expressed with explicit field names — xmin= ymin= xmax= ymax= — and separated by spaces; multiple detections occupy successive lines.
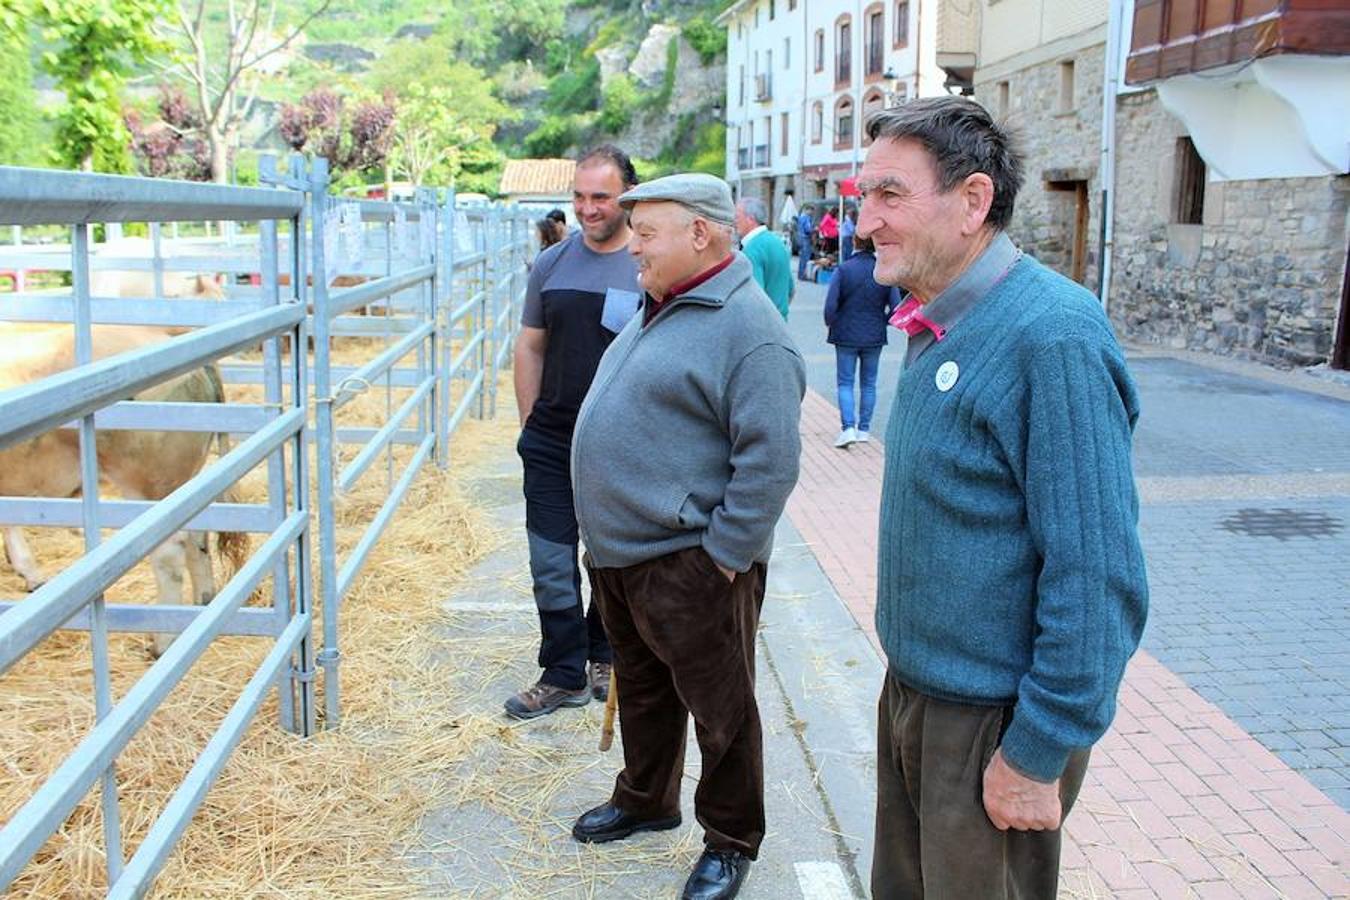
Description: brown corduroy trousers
xmin=872 ymin=671 xmax=1092 ymax=899
xmin=586 ymin=546 xmax=767 ymax=859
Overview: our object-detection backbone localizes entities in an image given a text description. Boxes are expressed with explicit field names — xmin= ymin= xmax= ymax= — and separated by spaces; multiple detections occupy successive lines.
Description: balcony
xmin=935 ymin=0 xmax=978 ymax=94
xmin=754 ymin=73 xmax=773 ymax=102
xmin=1127 ymin=0 xmax=1350 ymax=84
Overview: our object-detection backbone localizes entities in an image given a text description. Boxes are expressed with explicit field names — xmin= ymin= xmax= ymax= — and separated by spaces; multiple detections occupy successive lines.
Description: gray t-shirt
xmin=521 ymin=232 xmax=641 ymax=439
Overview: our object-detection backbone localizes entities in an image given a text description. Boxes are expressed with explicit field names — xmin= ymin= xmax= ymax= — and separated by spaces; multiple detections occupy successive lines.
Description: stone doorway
xmin=1334 ymin=238 xmax=1349 ymax=370
xmin=1045 ymin=178 xmax=1091 ymax=285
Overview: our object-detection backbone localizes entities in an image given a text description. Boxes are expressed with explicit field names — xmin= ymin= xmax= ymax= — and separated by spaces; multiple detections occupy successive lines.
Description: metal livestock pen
xmin=0 ymin=159 xmax=532 ymax=896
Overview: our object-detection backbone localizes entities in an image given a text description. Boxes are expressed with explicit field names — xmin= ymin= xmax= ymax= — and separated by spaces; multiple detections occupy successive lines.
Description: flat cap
xmin=618 ymin=173 xmax=736 ymax=225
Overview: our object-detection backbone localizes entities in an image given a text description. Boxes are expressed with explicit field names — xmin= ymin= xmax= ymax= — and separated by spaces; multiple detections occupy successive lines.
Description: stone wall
xmin=975 ymin=43 xmax=1105 ymax=291
xmin=1111 ymin=88 xmax=1349 ymax=367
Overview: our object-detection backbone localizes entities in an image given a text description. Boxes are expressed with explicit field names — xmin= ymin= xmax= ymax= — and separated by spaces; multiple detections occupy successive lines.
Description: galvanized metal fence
xmin=0 ymin=159 xmax=532 ymax=895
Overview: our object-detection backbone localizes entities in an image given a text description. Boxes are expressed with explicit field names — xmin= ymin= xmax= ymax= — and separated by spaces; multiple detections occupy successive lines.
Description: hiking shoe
xmin=590 ymin=661 xmax=613 ymax=702
xmin=504 ymin=681 xmax=590 ymax=719
xmin=833 ymin=428 xmax=857 ymax=448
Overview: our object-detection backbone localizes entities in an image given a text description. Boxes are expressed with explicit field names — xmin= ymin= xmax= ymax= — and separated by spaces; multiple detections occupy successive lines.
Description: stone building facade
xmin=1110 ymin=88 xmax=1349 ymax=367
xmin=975 ymin=39 xmax=1106 ymax=292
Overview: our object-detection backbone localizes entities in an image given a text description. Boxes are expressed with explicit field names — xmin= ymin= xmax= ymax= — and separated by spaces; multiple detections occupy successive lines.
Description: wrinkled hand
xmin=982 ymin=749 xmax=1062 ymax=831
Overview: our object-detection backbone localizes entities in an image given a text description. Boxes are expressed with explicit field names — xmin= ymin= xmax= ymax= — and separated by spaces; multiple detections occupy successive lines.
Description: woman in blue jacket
xmin=823 ymin=235 xmax=901 ymax=448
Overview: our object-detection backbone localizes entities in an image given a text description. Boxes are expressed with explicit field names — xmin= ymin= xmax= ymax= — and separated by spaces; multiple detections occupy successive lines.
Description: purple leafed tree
xmin=278 ymin=89 xmax=397 ymax=177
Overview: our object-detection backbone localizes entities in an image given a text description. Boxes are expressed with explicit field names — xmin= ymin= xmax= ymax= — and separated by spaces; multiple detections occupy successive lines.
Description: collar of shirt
xmin=644 ymin=254 xmax=736 ymax=325
xmin=902 ymin=231 xmax=1022 ymax=368
xmin=743 ymin=224 xmax=768 ymax=244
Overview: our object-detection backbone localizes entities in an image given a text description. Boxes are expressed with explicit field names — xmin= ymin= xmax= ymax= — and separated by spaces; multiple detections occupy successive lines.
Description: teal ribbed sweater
xmin=877 ymin=255 xmax=1148 ymax=782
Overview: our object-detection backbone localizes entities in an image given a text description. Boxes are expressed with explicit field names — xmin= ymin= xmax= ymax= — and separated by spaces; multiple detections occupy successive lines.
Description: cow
xmin=89 ymin=237 xmax=228 ymax=301
xmin=0 ymin=323 xmax=249 ymax=655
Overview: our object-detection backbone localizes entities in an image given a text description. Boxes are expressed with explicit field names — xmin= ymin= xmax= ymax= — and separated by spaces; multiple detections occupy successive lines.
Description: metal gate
xmin=0 ymin=160 xmax=532 ymax=895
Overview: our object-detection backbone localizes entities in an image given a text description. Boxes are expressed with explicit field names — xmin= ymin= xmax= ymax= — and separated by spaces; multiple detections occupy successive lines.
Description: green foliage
xmin=0 ymin=27 xmax=42 ymax=166
xmin=598 ymin=73 xmax=637 ymax=133
xmin=682 ymin=17 xmax=726 ymax=65
xmin=583 ymin=18 xmax=627 ymax=58
xmin=545 ymin=59 xmax=601 ymax=116
xmin=524 ymin=115 xmax=579 ymax=158
xmin=34 ymin=0 xmax=168 ymax=171
xmin=386 ymin=68 xmax=517 ymax=187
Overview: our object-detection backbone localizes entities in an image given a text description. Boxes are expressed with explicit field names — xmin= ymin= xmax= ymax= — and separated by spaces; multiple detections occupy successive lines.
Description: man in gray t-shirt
xmin=506 ymin=145 xmax=642 ymax=720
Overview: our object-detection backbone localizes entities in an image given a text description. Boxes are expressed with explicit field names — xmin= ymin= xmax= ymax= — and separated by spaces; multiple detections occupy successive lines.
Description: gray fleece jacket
xmin=571 ymin=253 xmax=805 ymax=571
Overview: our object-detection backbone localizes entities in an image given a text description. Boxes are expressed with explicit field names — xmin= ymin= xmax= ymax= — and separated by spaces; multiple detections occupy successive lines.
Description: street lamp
xmin=882 ymin=67 xmax=902 ymax=108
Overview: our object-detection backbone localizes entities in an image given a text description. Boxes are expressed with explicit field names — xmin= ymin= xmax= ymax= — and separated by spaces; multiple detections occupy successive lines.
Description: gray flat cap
xmin=618 ymin=173 xmax=736 ymax=225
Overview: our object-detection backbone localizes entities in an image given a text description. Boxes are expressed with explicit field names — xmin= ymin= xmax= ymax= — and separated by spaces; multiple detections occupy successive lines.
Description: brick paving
xmin=785 ymin=385 xmax=1350 ymax=898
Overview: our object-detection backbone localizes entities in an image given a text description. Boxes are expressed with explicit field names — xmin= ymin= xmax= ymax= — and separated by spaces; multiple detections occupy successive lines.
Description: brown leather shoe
xmin=503 ymin=681 xmax=589 ymax=719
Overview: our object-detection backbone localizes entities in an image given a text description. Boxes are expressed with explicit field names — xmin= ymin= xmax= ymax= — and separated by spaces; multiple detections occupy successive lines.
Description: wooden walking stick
xmin=598 ymin=668 xmax=618 ymax=751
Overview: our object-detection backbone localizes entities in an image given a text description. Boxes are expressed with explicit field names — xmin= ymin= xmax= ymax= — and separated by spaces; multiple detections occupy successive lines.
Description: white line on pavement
xmin=794 ymin=860 xmax=854 ymax=900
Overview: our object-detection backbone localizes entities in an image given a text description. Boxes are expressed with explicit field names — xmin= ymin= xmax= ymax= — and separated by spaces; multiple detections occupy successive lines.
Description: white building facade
xmin=719 ymin=0 xmax=970 ymax=224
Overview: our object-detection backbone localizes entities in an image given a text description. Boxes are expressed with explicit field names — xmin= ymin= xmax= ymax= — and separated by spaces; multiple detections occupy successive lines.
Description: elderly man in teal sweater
xmin=856 ymin=97 xmax=1149 ymax=898
xmin=734 ymin=196 xmax=794 ymax=319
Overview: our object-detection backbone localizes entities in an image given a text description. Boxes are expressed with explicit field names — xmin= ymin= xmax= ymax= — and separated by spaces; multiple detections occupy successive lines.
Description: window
xmin=781 ymin=112 xmax=790 ymax=156
xmin=784 ymin=37 xmax=791 ymax=70
xmin=755 ymin=6 xmax=760 ymax=27
xmin=769 ymin=0 xmax=775 ymax=20
xmin=894 ymin=1 xmax=909 ymax=47
xmin=836 ymin=17 xmax=852 ymax=85
xmin=811 ymin=102 xmax=823 ymax=144
xmin=862 ymin=89 xmax=884 ymax=145
xmin=1058 ymin=60 xmax=1075 ymax=113
xmin=814 ymin=29 xmax=824 ymax=72
xmin=997 ymin=81 xmax=1010 ymax=116
xmin=738 ymin=65 xmax=745 ymax=106
xmin=835 ymin=97 xmax=854 ymax=149
xmin=788 ymin=0 xmax=796 ymax=9
xmin=1174 ymin=137 xmax=1206 ymax=225
xmin=866 ymin=7 xmax=885 ymax=76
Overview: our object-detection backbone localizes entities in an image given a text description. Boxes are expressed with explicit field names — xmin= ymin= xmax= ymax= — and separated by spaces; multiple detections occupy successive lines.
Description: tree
xmin=126 ymin=85 xmax=211 ymax=180
xmin=159 ymin=0 xmax=333 ymax=183
xmin=0 ymin=14 xmax=42 ymax=166
xmin=373 ymin=59 xmax=517 ymax=190
xmin=278 ymin=88 xmax=396 ymax=182
xmin=33 ymin=0 xmax=167 ymax=172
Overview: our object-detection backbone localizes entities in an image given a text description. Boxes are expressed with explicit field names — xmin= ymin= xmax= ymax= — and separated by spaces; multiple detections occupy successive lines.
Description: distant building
xmin=498 ymin=158 xmax=576 ymax=218
xmin=718 ymin=0 xmax=974 ymax=227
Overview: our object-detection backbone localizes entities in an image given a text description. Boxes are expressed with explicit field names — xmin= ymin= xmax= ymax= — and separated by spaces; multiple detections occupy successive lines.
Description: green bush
xmin=545 ymin=59 xmax=601 ymax=115
xmin=525 ymin=115 xmax=579 ymax=158
xmin=683 ymin=17 xmax=726 ymax=65
xmin=598 ymin=73 xmax=638 ymax=133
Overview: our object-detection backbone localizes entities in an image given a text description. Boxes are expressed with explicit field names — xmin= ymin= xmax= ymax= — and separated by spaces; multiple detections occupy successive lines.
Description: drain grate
xmin=1219 ymin=508 xmax=1345 ymax=541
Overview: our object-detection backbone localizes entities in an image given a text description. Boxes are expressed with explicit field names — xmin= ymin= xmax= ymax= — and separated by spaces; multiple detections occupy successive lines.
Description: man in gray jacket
xmin=568 ymin=173 xmax=805 ymax=900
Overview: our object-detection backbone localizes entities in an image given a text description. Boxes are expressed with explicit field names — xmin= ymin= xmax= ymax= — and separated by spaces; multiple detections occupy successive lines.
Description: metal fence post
xmin=437 ymin=190 xmax=455 ymax=468
xmin=307 ymin=157 xmax=343 ymax=728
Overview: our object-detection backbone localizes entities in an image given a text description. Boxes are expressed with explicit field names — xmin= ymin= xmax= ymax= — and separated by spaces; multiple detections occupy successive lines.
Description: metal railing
xmin=0 ymin=159 xmax=532 ymax=895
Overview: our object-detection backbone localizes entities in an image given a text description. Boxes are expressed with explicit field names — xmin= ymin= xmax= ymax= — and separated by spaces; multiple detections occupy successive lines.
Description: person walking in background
xmin=735 ymin=197 xmax=794 ymax=320
xmin=777 ymin=189 xmax=798 ymax=251
xmin=817 ymin=206 xmax=839 ymax=257
xmin=507 ymin=145 xmax=642 ymax=720
xmin=823 ymin=235 xmax=899 ymax=448
xmin=796 ymin=204 xmax=815 ymax=280
xmin=839 ymin=207 xmax=857 ymax=263
xmin=857 ymin=97 xmax=1148 ymax=899
xmin=570 ymin=173 xmax=804 ymax=900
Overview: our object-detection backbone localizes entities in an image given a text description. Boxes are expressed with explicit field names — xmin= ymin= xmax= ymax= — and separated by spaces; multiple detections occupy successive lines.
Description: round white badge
xmin=935 ymin=361 xmax=960 ymax=392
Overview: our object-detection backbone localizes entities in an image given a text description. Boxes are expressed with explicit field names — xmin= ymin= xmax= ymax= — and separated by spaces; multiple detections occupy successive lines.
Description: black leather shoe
xmin=571 ymin=801 xmax=682 ymax=844
xmin=681 ymin=849 xmax=751 ymax=900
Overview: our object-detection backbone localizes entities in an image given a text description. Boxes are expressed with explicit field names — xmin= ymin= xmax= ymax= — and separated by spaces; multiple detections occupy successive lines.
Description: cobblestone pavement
xmin=784 ymin=274 xmax=1350 ymax=895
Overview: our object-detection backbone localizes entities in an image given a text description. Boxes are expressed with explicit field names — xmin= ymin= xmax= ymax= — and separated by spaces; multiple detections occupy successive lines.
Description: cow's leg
xmin=184 ymin=530 xmax=216 ymax=606
xmin=3 ymin=527 xmax=46 ymax=591
xmin=149 ymin=533 xmax=190 ymax=657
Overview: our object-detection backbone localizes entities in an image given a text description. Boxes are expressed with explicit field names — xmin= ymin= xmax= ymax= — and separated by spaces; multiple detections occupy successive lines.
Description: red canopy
xmin=839 ymin=176 xmax=861 ymax=197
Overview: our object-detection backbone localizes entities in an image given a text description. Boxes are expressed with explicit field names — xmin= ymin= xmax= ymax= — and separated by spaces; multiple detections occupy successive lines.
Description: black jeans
xmin=518 ymin=426 xmax=609 ymax=690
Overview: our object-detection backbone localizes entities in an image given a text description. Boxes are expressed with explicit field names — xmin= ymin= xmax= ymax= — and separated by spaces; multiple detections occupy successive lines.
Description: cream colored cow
xmin=0 ymin=323 xmax=248 ymax=654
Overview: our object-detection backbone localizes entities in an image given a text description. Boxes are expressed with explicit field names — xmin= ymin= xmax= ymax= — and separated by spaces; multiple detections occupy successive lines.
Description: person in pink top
xmin=818 ymin=208 xmax=839 ymax=255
